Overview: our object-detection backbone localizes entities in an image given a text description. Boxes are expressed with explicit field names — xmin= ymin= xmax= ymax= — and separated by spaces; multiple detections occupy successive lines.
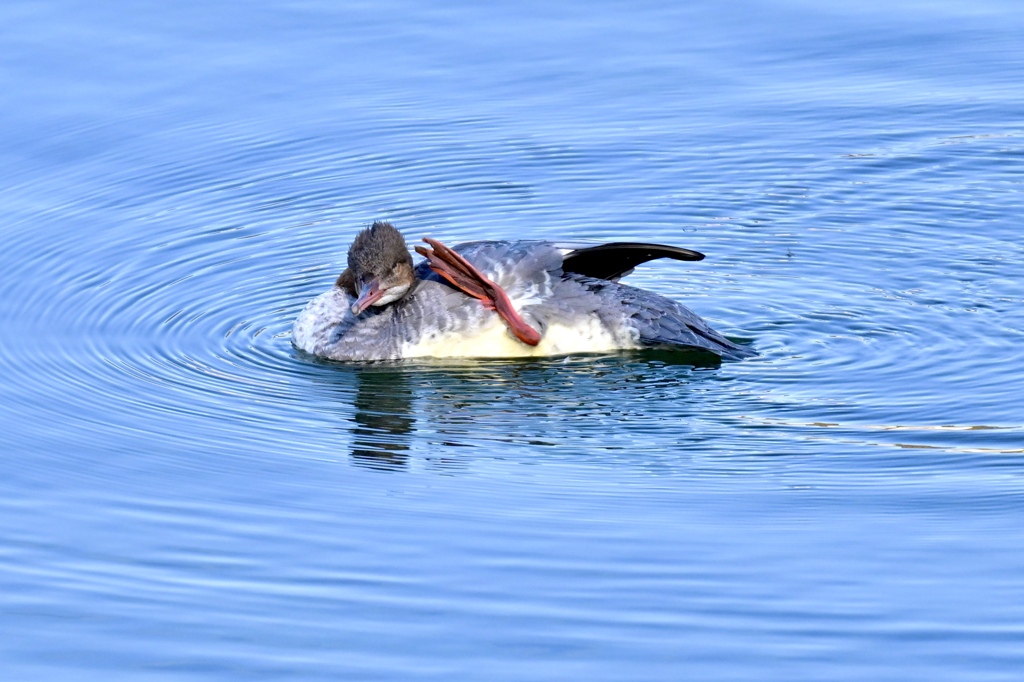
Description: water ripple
xmin=0 ymin=108 xmax=1021 ymax=489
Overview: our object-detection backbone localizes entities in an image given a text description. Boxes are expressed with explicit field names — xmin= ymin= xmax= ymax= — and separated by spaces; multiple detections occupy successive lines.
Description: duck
xmin=292 ymin=221 xmax=752 ymax=361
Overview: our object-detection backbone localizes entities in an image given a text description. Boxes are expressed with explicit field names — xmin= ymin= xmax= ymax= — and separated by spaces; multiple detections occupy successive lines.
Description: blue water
xmin=3 ymin=0 xmax=1024 ymax=679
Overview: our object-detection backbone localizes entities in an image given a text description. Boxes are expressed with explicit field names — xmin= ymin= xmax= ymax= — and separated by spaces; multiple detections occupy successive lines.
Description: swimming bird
xmin=292 ymin=221 xmax=752 ymax=361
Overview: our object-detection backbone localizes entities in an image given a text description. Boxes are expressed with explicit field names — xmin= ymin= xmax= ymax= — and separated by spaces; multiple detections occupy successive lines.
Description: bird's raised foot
xmin=415 ymin=237 xmax=542 ymax=346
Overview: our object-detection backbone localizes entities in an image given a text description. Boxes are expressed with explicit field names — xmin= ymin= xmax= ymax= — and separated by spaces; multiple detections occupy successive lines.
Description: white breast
xmin=292 ymin=289 xmax=348 ymax=355
xmin=401 ymin=315 xmax=637 ymax=359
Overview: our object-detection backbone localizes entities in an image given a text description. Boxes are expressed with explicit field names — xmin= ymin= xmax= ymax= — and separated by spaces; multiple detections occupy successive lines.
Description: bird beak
xmin=351 ymin=279 xmax=384 ymax=314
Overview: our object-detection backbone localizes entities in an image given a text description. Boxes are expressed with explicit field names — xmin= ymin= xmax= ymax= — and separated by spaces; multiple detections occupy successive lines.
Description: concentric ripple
xmin=4 ymin=2 xmax=1024 ymax=680
xmin=2 ymin=118 xmax=1022 ymax=482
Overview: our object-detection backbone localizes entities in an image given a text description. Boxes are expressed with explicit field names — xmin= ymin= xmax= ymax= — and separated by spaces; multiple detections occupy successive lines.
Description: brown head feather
xmin=335 ymin=268 xmax=356 ymax=296
xmin=337 ymin=221 xmax=416 ymax=308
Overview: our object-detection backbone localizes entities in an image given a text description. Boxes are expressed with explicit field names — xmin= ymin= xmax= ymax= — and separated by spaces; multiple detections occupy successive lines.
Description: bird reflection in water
xmin=344 ymin=350 xmax=725 ymax=471
xmin=349 ymin=367 xmax=415 ymax=470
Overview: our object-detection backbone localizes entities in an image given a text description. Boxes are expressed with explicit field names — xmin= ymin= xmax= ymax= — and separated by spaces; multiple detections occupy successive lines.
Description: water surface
xmin=2 ymin=0 xmax=1024 ymax=679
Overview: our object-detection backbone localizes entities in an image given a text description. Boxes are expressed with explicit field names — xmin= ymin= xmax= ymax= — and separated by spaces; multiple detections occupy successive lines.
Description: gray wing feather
xmin=430 ymin=240 xmax=751 ymax=358
xmin=564 ymin=275 xmax=754 ymax=359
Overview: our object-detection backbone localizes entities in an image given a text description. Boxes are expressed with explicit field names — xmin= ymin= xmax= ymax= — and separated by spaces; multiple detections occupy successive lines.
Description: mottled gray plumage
xmin=292 ymin=230 xmax=753 ymax=362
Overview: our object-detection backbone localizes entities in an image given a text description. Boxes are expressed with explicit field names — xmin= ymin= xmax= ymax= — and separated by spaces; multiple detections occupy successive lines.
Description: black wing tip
xmin=577 ymin=242 xmax=705 ymax=261
xmin=625 ymin=243 xmax=705 ymax=261
xmin=562 ymin=242 xmax=706 ymax=281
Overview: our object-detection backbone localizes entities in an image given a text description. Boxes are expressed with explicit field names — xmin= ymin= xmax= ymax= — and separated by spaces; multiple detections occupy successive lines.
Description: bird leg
xmin=414 ymin=238 xmax=542 ymax=346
